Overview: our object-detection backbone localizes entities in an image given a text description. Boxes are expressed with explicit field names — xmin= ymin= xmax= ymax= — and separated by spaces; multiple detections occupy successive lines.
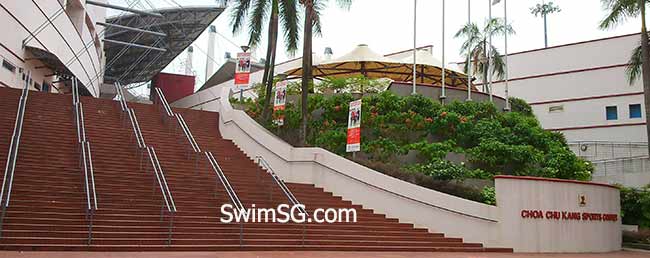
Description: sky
xmin=108 ymin=0 xmax=644 ymax=89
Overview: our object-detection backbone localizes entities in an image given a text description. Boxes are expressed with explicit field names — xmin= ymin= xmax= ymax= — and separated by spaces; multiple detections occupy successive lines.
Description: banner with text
xmin=273 ymin=80 xmax=288 ymax=126
xmin=346 ymin=100 xmax=362 ymax=153
xmin=234 ymin=52 xmax=251 ymax=91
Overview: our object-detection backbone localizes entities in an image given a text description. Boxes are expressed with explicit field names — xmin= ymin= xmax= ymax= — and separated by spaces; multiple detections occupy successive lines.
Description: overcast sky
xmin=109 ymin=0 xmax=645 ymax=88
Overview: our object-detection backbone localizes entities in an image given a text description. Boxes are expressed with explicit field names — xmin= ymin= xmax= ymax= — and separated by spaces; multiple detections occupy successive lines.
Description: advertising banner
xmin=234 ymin=52 xmax=252 ymax=91
xmin=273 ymin=80 xmax=288 ymax=126
xmin=346 ymin=100 xmax=362 ymax=153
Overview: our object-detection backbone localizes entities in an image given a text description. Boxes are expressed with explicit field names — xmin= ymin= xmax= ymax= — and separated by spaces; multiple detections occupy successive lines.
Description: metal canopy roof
xmin=103 ymin=6 xmax=225 ymax=85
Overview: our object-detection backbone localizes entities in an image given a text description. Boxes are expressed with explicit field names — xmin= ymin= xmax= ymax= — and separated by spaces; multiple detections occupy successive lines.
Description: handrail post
xmin=0 ymin=71 xmax=31 ymax=238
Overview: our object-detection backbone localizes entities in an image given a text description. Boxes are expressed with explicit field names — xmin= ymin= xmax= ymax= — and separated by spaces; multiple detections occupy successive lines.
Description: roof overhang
xmin=103 ymin=6 xmax=225 ymax=85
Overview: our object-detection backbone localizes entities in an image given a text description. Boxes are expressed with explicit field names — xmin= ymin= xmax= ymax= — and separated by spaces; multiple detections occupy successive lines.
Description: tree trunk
xmin=262 ymin=1 xmax=279 ymax=122
xmin=483 ymin=41 xmax=489 ymax=93
xmin=640 ymin=0 xmax=650 ymax=156
xmin=299 ymin=1 xmax=313 ymax=146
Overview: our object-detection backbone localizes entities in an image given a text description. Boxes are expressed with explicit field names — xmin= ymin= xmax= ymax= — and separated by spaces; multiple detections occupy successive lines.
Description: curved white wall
xmin=0 ymin=0 xmax=104 ymax=96
xmin=174 ymin=83 xmax=623 ymax=252
xmin=496 ymin=176 xmax=621 ymax=252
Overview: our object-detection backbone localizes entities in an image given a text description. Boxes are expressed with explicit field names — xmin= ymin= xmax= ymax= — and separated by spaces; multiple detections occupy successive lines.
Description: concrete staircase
xmin=0 ymin=87 xmax=511 ymax=252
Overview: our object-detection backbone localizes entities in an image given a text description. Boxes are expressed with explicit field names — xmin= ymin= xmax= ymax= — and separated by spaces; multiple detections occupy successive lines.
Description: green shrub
xmin=508 ymin=97 xmax=534 ymax=116
xmin=620 ymin=185 xmax=650 ymax=228
xmin=481 ymin=186 xmax=496 ymax=205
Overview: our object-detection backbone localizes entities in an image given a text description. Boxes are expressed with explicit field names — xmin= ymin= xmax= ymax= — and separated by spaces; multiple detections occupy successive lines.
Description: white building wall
xmin=490 ymin=33 xmax=646 ymax=143
xmin=0 ymin=0 xmax=105 ymax=96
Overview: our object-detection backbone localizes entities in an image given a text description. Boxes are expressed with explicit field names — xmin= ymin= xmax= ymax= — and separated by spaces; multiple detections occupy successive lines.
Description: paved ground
xmin=0 ymin=251 xmax=648 ymax=258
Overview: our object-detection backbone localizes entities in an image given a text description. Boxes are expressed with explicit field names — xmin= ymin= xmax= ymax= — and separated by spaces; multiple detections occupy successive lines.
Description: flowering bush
xmin=241 ymin=90 xmax=593 ymax=203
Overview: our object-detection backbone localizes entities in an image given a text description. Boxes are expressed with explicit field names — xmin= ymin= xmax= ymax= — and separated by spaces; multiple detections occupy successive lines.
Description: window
xmin=606 ymin=106 xmax=618 ymax=120
xmin=2 ymin=60 xmax=16 ymax=73
xmin=630 ymin=104 xmax=642 ymax=119
xmin=41 ymin=82 xmax=50 ymax=92
xmin=549 ymin=105 xmax=564 ymax=113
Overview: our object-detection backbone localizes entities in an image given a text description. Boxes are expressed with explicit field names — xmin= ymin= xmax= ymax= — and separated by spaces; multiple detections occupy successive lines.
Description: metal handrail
xmin=0 ymin=72 xmax=31 ymax=238
xmin=154 ymin=87 xmax=174 ymax=117
xmin=255 ymin=156 xmax=308 ymax=246
xmin=205 ymin=151 xmax=245 ymax=246
xmin=72 ymin=78 xmax=98 ymax=245
xmin=176 ymin=114 xmax=201 ymax=153
xmin=126 ymin=108 xmax=146 ymax=149
xmin=145 ymin=146 xmax=176 ymax=245
xmin=255 ymin=156 xmax=308 ymax=215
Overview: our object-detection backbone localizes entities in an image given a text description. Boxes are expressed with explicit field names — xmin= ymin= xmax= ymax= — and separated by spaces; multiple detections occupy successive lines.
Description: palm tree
xmin=530 ymin=1 xmax=561 ymax=48
xmin=599 ymin=0 xmax=650 ymax=155
xmin=454 ymin=18 xmax=514 ymax=97
xmin=297 ymin=0 xmax=351 ymax=145
xmin=228 ymin=0 xmax=300 ymax=121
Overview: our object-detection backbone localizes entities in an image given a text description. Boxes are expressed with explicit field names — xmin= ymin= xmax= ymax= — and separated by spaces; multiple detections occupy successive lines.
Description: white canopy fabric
xmin=284 ymin=44 xmax=470 ymax=88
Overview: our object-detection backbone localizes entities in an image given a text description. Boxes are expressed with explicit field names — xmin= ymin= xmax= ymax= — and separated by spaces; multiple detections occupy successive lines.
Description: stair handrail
xmin=126 ymin=108 xmax=146 ymax=149
xmin=72 ymin=78 xmax=98 ymax=245
xmin=0 ymin=72 xmax=31 ymax=238
xmin=255 ymin=156 xmax=308 ymax=216
xmin=205 ymin=151 xmax=245 ymax=246
xmin=154 ymin=87 xmax=174 ymax=117
xmin=175 ymin=114 xmax=201 ymax=153
xmin=145 ymin=146 xmax=176 ymax=245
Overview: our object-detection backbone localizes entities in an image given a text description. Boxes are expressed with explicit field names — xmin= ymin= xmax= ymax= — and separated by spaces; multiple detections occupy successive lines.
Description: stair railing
xmin=205 ymin=151 xmax=246 ymax=247
xmin=72 ymin=78 xmax=98 ymax=245
xmin=153 ymin=87 xmax=201 ymax=169
xmin=115 ymin=82 xmax=147 ymax=168
xmin=255 ymin=156 xmax=308 ymax=246
xmin=0 ymin=72 xmax=31 ymax=238
xmin=145 ymin=146 xmax=177 ymax=246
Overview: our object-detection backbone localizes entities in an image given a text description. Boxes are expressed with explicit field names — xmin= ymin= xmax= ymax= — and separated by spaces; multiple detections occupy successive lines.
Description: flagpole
xmin=504 ymin=0 xmax=510 ymax=111
xmin=488 ymin=0 xmax=493 ymax=102
xmin=412 ymin=0 xmax=418 ymax=95
xmin=440 ymin=0 xmax=446 ymax=104
xmin=466 ymin=0 xmax=472 ymax=101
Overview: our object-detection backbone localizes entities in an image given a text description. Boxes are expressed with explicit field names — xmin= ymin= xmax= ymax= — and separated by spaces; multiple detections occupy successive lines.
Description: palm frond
xmin=279 ymin=0 xmax=301 ymax=55
xmin=248 ymin=0 xmax=270 ymax=47
xmin=626 ymin=43 xmax=643 ymax=84
xmin=230 ymin=0 xmax=253 ymax=34
xmin=489 ymin=45 xmax=506 ymax=79
xmin=599 ymin=0 xmax=640 ymax=30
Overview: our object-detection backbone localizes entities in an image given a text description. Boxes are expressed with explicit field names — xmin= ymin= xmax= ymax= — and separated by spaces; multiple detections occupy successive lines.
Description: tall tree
xmin=599 ymin=0 xmax=650 ymax=155
xmin=530 ymin=1 xmax=561 ymax=48
xmin=454 ymin=18 xmax=514 ymax=96
xmin=297 ymin=0 xmax=351 ymax=145
xmin=229 ymin=0 xmax=300 ymax=121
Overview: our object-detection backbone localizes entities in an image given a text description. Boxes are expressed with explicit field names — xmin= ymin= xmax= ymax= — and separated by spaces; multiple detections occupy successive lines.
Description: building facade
xmin=490 ymin=33 xmax=646 ymax=143
xmin=0 ymin=0 xmax=106 ymax=96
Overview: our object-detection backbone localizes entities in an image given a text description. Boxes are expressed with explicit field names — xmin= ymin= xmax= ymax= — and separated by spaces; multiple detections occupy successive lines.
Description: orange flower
xmin=334 ymin=105 xmax=341 ymax=112
xmin=460 ymin=117 xmax=468 ymax=123
xmin=425 ymin=117 xmax=433 ymax=123
xmin=440 ymin=112 xmax=447 ymax=118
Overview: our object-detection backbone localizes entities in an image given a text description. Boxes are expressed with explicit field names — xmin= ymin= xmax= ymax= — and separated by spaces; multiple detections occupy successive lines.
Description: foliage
xmin=455 ymin=18 xmax=515 ymax=84
xmin=508 ymin=97 xmax=534 ymax=117
xmin=317 ymin=76 xmax=390 ymax=94
xmin=481 ymin=186 xmax=496 ymax=205
xmin=241 ymin=90 xmax=593 ymax=203
xmin=530 ymin=2 xmax=561 ymax=17
xmin=619 ymin=185 xmax=650 ymax=228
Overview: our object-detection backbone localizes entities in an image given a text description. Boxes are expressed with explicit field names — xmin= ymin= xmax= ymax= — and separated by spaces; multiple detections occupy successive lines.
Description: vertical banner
xmin=346 ymin=100 xmax=362 ymax=153
xmin=273 ymin=80 xmax=288 ymax=126
xmin=234 ymin=52 xmax=252 ymax=91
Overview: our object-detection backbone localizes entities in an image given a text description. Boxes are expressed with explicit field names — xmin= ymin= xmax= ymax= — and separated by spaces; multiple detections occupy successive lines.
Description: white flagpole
xmin=488 ymin=0 xmax=493 ymax=102
xmin=467 ymin=0 xmax=472 ymax=101
xmin=412 ymin=0 xmax=418 ymax=95
xmin=504 ymin=0 xmax=510 ymax=110
xmin=441 ymin=0 xmax=446 ymax=103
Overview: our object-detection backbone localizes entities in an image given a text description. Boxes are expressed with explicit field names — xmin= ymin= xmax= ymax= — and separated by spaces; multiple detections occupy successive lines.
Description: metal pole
xmin=102 ymin=39 xmax=167 ymax=52
xmin=412 ymin=0 xmax=418 ymax=95
xmin=504 ymin=0 xmax=510 ymax=110
xmin=467 ymin=0 xmax=472 ymax=101
xmin=488 ymin=0 xmax=493 ymax=102
xmin=86 ymin=0 xmax=164 ymax=17
xmin=441 ymin=0 xmax=446 ymax=103
xmin=97 ymin=22 xmax=167 ymax=37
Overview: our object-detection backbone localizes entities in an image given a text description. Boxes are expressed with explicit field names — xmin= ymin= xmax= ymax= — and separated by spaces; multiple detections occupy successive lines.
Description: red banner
xmin=346 ymin=100 xmax=362 ymax=152
xmin=273 ymin=81 xmax=288 ymax=126
xmin=234 ymin=52 xmax=251 ymax=90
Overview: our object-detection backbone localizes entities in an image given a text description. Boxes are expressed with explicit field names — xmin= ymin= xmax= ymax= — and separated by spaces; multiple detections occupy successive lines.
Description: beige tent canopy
xmin=284 ymin=44 xmax=470 ymax=88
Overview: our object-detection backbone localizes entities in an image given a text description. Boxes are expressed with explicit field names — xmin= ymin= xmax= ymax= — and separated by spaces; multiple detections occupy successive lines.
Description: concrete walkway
xmin=0 ymin=251 xmax=648 ymax=258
